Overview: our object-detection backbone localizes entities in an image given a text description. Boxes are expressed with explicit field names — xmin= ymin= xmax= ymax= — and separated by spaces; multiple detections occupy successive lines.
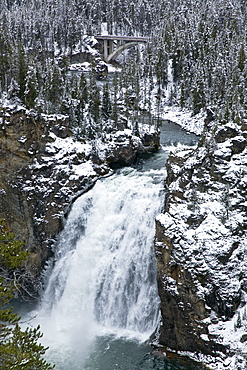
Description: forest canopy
xmin=0 ymin=0 xmax=246 ymax=130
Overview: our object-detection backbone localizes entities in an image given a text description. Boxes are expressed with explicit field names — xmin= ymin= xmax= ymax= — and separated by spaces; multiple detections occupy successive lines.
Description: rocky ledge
xmin=0 ymin=105 xmax=159 ymax=297
xmin=154 ymin=119 xmax=247 ymax=369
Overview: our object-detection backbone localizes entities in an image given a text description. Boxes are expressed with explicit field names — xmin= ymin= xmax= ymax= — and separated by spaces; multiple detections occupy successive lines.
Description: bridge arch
xmin=95 ymin=36 xmax=148 ymax=63
xmin=106 ymin=41 xmax=145 ymax=62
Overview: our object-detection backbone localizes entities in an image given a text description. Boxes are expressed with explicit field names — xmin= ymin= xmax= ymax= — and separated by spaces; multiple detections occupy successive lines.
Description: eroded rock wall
xmin=154 ymin=119 xmax=247 ymax=367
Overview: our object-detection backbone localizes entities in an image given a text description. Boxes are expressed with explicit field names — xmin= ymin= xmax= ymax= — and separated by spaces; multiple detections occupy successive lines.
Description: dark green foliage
xmin=0 ymin=220 xmax=28 ymax=270
xmin=45 ymin=62 xmax=64 ymax=110
xmin=101 ymin=83 xmax=112 ymax=121
xmin=159 ymin=0 xmax=247 ymax=122
xmin=0 ymin=28 xmax=13 ymax=91
xmin=235 ymin=312 xmax=242 ymax=329
xmin=112 ymin=74 xmax=119 ymax=126
xmin=17 ymin=42 xmax=28 ymax=102
xmin=78 ymin=72 xmax=88 ymax=103
xmin=0 ymin=325 xmax=54 ymax=370
xmin=74 ymin=72 xmax=88 ymax=130
xmin=192 ymin=80 xmax=206 ymax=115
xmin=238 ymin=44 xmax=246 ymax=72
xmin=0 ymin=219 xmax=54 ymax=370
xmin=88 ymin=73 xmax=101 ymax=125
xmin=24 ymin=64 xmax=39 ymax=109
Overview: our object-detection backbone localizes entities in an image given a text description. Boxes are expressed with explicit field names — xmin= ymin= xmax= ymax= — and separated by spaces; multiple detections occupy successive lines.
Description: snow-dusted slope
xmin=155 ymin=119 xmax=247 ymax=369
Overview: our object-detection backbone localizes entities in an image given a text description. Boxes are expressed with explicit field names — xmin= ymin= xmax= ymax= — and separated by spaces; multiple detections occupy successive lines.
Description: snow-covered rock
xmin=154 ymin=119 xmax=247 ymax=369
xmin=0 ymin=105 xmax=159 ymax=296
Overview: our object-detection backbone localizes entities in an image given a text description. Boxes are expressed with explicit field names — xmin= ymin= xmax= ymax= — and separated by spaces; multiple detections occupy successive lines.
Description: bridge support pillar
xmin=103 ymin=39 xmax=108 ymax=61
xmin=103 ymin=39 xmax=114 ymax=62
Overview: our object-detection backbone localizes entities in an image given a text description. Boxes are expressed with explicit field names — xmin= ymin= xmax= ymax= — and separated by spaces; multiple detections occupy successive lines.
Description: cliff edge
xmin=155 ymin=119 xmax=247 ymax=369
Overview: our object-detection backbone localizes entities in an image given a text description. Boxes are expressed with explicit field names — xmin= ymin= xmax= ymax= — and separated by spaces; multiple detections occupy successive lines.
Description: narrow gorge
xmin=1 ymin=100 xmax=247 ymax=369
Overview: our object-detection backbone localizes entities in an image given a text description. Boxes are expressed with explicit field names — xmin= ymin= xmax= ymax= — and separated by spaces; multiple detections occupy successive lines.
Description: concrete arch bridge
xmin=95 ymin=35 xmax=148 ymax=62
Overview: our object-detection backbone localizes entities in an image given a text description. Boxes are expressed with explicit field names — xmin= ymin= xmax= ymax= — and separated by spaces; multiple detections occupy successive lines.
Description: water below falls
xmin=26 ymin=121 xmax=203 ymax=369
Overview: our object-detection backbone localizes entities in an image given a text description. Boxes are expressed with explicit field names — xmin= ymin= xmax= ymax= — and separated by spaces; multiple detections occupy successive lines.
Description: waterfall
xmin=34 ymin=164 xmax=166 ymax=368
xmin=22 ymin=121 xmax=199 ymax=369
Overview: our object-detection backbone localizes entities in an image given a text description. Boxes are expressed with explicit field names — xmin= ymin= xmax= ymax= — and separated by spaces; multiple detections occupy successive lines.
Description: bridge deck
xmin=95 ymin=35 xmax=148 ymax=42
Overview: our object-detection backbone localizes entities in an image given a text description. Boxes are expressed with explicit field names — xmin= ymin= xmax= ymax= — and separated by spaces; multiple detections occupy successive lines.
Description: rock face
xmin=154 ymin=120 xmax=247 ymax=368
xmin=0 ymin=106 xmax=159 ymax=295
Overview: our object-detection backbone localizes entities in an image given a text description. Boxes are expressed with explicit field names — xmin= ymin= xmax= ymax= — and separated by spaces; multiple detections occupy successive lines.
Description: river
xmin=25 ymin=120 xmax=204 ymax=370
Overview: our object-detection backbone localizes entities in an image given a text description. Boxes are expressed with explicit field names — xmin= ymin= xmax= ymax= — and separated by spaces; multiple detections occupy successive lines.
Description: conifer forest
xmin=1 ymin=0 xmax=247 ymax=129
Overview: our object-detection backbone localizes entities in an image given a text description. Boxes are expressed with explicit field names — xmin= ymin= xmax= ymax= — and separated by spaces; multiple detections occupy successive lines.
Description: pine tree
xmin=7 ymin=79 xmax=20 ymax=101
xmin=0 ymin=27 xmax=12 ymax=92
xmin=88 ymin=72 xmax=101 ymax=127
xmin=237 ymin=43 xmax=246 ymax=72
xmin=24 ymin=64 xmax=39 ymax=109
xmin=73 ymin=72 xmax=88 ymax=136
xmin=17 ymin=42 xmax=28 ymax=103
xmin=111 ymin=73 xmax=120 ymax=128
xmin=0 ymin=219 xmax=54 ymax=370
xmin=44 ymin=62 xmax=64 ymax=112
xmin=101 ymin=83 xmax=112 ymax=121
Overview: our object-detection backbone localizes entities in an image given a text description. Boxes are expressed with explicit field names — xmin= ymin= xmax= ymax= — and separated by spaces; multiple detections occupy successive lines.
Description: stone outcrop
xmin=154 ymin=119 xmax=247 ymax=368
xmin=0 ymin=106 xmax=159 ymax=296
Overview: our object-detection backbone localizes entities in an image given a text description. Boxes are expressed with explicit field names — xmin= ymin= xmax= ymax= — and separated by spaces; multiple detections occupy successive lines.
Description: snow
xmin=200 ymin=334 xmax=210 ymax=342
xmin=69 ymin=62 xmax=91 ymax=72
xmin=0 ymin=96 xmax=26 ymax=113
xmin=106 ymin=64 xmax=122 ymax=73
xmin=101 ymin=22 xmax=108 ymax=35
xmin=69 ymin=161 xmax=96 ymax=179
xmin=161 ymin=107 xmax=205 ymax=135
xmin=44 ymin=134 xmax=92 ymax=162
xmin=156 ymin=120 xmax=247 ymax=369
xmin=0 ymin=39 xmax=245 ymax=367
xmin=18 ymin=135 xmax=27 ymax=144
xmin=214 ymin=141 xmax=232 ymax=159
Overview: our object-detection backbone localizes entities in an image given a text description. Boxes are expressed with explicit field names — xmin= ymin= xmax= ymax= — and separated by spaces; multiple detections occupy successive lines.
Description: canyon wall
xmin=154 ymin=118 xmax=247 ymax=368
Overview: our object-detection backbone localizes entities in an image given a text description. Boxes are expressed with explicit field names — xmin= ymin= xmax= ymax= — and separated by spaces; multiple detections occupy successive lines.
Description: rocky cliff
xmin=0 ymin=105 xmax=159 ymax=297
xmin=154 ymin=118 xmax=247 ymax=369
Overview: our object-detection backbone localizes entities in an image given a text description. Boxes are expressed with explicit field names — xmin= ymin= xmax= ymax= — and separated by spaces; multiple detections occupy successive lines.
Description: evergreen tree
xmin=101 ymin=83 xmax=112 ymax=121
xmin=73 ymin=72 xmax=89 ymax=136
xmin=237 ymin=43 xmax=246 ymax=72
xmin=88 ymin=72 xmax=101 ymax=127
xmin=44 ymin=61 xmax=64 ymax=112
xmin=0 ymin=219 xmax=54 ymax=370
xmin=7 ymin=79 xmax=20 ymax=102
xmin=0 ymin=28 xmax=12 ymax=92
xmin=17 ymin=42 xmax=28 ymax=103
xmin=1 ymin=0 xmax=247 ymax=125
xmin=78 ymin=72 xmax=88 ymax=104
xmin=111 ymin=73 xmax=120 ymax=128
xmin=24 ymin=64 xmax=39 ymax=109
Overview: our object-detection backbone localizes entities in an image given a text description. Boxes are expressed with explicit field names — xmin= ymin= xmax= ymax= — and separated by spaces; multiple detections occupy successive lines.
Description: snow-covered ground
xmin=161 ymin=106 xmax=205 ymax=135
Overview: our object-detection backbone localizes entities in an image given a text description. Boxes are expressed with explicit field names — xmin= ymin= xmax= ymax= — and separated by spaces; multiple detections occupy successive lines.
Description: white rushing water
xmin=33 ymin=162 xmax=167 ymax=369
xmin=24 ymin=120 xmax=199 ymax=369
